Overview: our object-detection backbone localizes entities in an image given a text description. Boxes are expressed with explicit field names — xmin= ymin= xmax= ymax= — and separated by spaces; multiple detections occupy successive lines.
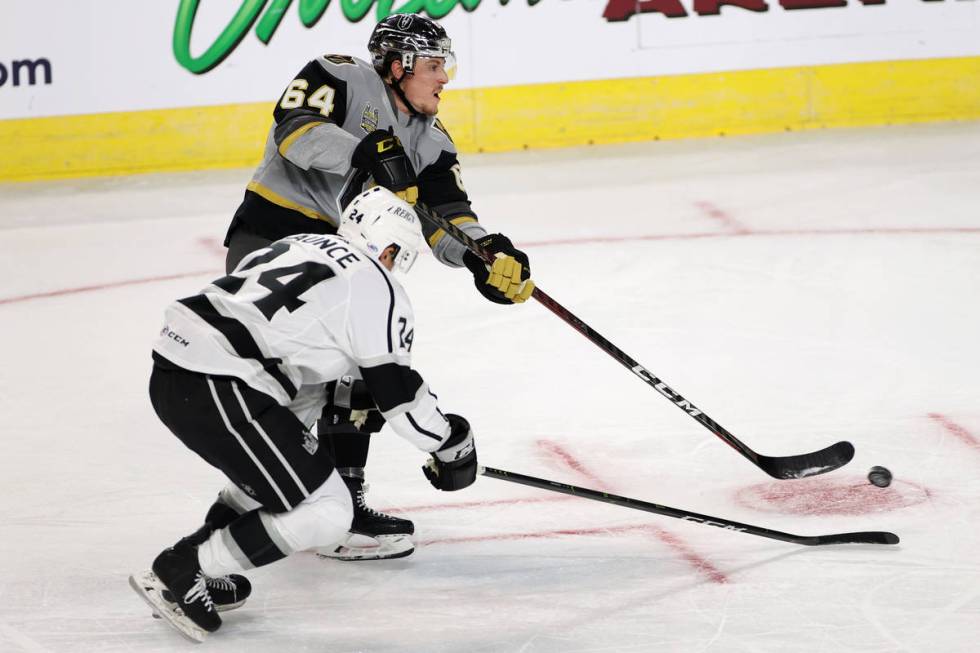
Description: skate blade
xmin=216 ymin=599 xmax=246 ymax=612
xmin=129 ymin=570 xmax=208 ymax=643
xmin=155 ymin=588 xmax=246 ymax=616
xmin=312 ymin=534 xmax=414 ymax=561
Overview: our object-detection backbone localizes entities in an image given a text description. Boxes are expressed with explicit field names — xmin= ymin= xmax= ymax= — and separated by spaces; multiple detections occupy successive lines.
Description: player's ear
xmin=389 ymin=58 xmax=404 ymax=81
xmin=380 ymin=245 xmax=398 ymax=270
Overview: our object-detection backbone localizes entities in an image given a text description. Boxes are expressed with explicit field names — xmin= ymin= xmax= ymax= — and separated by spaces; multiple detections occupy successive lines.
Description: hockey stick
xmin=416 ymin=202 xmax=854 ymax=480
xmin=480 ymin=466 xmax=899 ymax=546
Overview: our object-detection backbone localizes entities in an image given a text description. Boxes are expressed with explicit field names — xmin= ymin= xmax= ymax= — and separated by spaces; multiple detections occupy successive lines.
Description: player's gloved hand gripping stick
xmin=462 ymin=233 xmax=535 ymax=304
xmin=352 ymin=127 xmax=419 ymax=205
xmin=414 ymin=202 xmax=855 ymax=481
xmin=424 ymin=414 xmax=477 ymax=491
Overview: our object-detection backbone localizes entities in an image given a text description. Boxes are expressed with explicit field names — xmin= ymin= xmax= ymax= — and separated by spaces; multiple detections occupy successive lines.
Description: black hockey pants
xmin=149 ymin=356 xmax=335 ymax=513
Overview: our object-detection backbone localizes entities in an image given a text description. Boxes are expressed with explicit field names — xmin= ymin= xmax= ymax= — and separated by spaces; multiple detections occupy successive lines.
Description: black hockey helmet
xmin=368 ymin=13 xmax=455 ymax=78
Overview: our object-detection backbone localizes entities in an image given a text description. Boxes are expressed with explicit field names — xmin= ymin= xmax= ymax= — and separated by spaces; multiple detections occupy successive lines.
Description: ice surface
xmin=1 ymin=123 xmax=979 ymax=652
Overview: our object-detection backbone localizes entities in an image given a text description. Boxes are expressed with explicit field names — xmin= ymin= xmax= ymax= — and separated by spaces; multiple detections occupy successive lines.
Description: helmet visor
xmin=410 ymin=51 xmax=457 ymax=81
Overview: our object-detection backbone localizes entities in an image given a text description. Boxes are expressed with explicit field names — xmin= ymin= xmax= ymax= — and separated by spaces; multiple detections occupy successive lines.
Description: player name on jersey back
xmin=285 ymin=234 xmax=361 ymax=268
xmin=152 ymin=232 xmax=419 ymax=412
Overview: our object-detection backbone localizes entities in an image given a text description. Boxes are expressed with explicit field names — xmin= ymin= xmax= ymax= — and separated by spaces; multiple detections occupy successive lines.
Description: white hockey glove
xmin=423 ymin=414 xmax=477 ymax=491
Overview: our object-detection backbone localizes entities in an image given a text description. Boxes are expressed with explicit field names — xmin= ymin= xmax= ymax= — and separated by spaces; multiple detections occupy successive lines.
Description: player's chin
xmin=427 ymin=91 xmax=444 ymax=110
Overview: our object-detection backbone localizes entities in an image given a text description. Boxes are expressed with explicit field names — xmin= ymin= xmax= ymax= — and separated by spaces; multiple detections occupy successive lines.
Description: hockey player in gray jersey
xmin=131 ymin=188 xmax=477 ymax=643
xmin=219 ymin=13 xmax=533 ymax=561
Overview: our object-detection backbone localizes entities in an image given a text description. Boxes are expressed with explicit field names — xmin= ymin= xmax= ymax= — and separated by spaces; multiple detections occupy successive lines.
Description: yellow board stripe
xmin=2 ymin=56 xmax=979 ymax=182
xmin=0 ymin=102 xmax=270 ymax=181
xmin=246 ymin=180 xmax=337 ymax=226
xmin=428 ymin=215 xmax=479 ymax=248
xmin=277 ymin=121 xmax=320 ymax=157
xmin=453 ymin=55 xmax=980 ymax=152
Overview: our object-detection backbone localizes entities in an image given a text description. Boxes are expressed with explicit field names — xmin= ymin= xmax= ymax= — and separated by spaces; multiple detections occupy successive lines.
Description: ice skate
xmin=129 ymin=544 xmax=221 ymax=643
xmin=314 ymin=474 xmax=415 ymax=561
xmin=158 ymin=574 xmax=251 ymax=613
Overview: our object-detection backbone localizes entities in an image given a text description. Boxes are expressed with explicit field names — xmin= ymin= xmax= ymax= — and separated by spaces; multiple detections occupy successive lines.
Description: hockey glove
xmin=423 ymin=414 xmax=477 ymax=492
xmin=463 ymin=234 xmax=535 ymax=304
xmin=351 ymin=128 xmax=418 ymax=204
xmin=321 ymin=376 xmax=385 ymax=435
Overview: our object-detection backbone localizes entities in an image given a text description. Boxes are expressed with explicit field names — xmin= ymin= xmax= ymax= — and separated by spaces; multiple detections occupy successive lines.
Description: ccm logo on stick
xmin=632 ymin=365 xmax=704 ymax=417
xmin=682 ymin=516 xmax=748 ymax=532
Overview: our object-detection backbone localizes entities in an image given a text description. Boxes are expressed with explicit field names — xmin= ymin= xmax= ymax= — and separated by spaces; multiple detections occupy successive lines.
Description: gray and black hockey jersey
xmin=226 ymin=54 xmax=487 ymax=268
xmin=153 ymin=233 xmax=452 ymax=453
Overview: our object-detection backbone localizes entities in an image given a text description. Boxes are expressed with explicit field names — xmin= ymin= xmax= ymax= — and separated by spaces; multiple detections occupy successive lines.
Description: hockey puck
xmin=867 ymin=466 xmax=892 ymax=488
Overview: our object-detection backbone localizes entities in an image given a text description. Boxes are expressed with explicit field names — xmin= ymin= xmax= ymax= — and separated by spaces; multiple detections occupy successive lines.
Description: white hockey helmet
xmin=339 ymin=187 xmax=424 ymax=273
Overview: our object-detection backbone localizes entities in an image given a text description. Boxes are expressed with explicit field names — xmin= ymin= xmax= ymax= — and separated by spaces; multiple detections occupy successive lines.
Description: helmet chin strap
xmin=388 ymin=64 xmax=422 ymax=117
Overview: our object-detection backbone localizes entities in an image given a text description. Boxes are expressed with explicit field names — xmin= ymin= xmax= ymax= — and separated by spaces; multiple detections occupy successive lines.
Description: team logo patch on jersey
xmin=302 ymin=431 xmax=319 ymax=456
xmin=324 ymin=54 xmax=355 ymax=65
xmin=361 ymin=105 xmax=380 ymax=134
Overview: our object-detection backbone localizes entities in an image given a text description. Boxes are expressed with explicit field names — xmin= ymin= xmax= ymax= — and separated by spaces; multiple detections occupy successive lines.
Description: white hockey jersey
xmin=153 ymin=233 xmax=451 ymax=453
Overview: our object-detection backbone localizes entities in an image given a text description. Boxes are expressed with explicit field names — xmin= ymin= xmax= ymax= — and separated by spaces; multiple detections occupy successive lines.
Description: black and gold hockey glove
xmin=463 ymin=233 xmax=535 ymax=304
xmin=423 ymin=414 xmax=477 ymax=491
xmin=351 ymin=127 xmax=418 ymax=204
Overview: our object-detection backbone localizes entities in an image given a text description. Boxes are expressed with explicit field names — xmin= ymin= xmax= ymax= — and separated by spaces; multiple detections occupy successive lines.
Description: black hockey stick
xmin=480 ymin=466 xmax=899 ymax=546
xmin=416 ymin=202 xmax=854 ymax=480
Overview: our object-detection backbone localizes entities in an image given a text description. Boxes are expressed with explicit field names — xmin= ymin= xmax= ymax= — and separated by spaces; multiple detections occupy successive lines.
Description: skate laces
xmin=183 ymin=572 xmax=216 ymax=612
xmin=354 ymin=483 xmax=391 ymax=518
xmin=205 ymin=575 xmax=237 ymax=592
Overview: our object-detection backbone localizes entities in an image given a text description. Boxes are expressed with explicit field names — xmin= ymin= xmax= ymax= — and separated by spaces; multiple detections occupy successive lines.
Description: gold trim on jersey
xmin=277 ymin=122 xmax=321 ymax=158
xmin=324 ymin=54 xmax=356 ymax=66
xmin=427 ymin=215 xmax=479 ymax=248
xmin=432 ymin=118 xmax=453 ymax=143
xmin=246 ymin=180 xmax=338 ymax=226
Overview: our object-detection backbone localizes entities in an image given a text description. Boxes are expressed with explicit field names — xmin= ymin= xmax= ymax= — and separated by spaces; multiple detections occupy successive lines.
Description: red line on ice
xmin=928 ymin=413 xmax=980 ymax=450
xmin=383 ymin=495 xmax=570 ymax=514
xmin=536 ymin=440 xmax=611 ymax=490
xmin=3 ymin=226 xmax=977 ymax=306
xmin=518 ymin=226 xmax=980 ymax=249
xmin=197 ymin=236 xmax=227 ymax=259
xmin=0 ymin=270 xmax=219 ymax=306
xmin=421 ymin=523 xmax=651 ymax=546
xmin=537 ymin=439 xmax=729 ymax=584
xmin=649 ymin=526 xmax=728 ymax=584
xmin=422 ymin=523 xmax=727 ymax=584
xmin=693 ymin=200 xmax=751 ymax=234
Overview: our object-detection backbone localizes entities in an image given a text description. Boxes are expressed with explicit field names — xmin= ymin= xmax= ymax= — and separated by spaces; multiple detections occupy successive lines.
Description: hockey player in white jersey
xmin=218 ymin=12 xmax=533 ymax=561
xmin=130 ymin=188 xmax=477 ymax=643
